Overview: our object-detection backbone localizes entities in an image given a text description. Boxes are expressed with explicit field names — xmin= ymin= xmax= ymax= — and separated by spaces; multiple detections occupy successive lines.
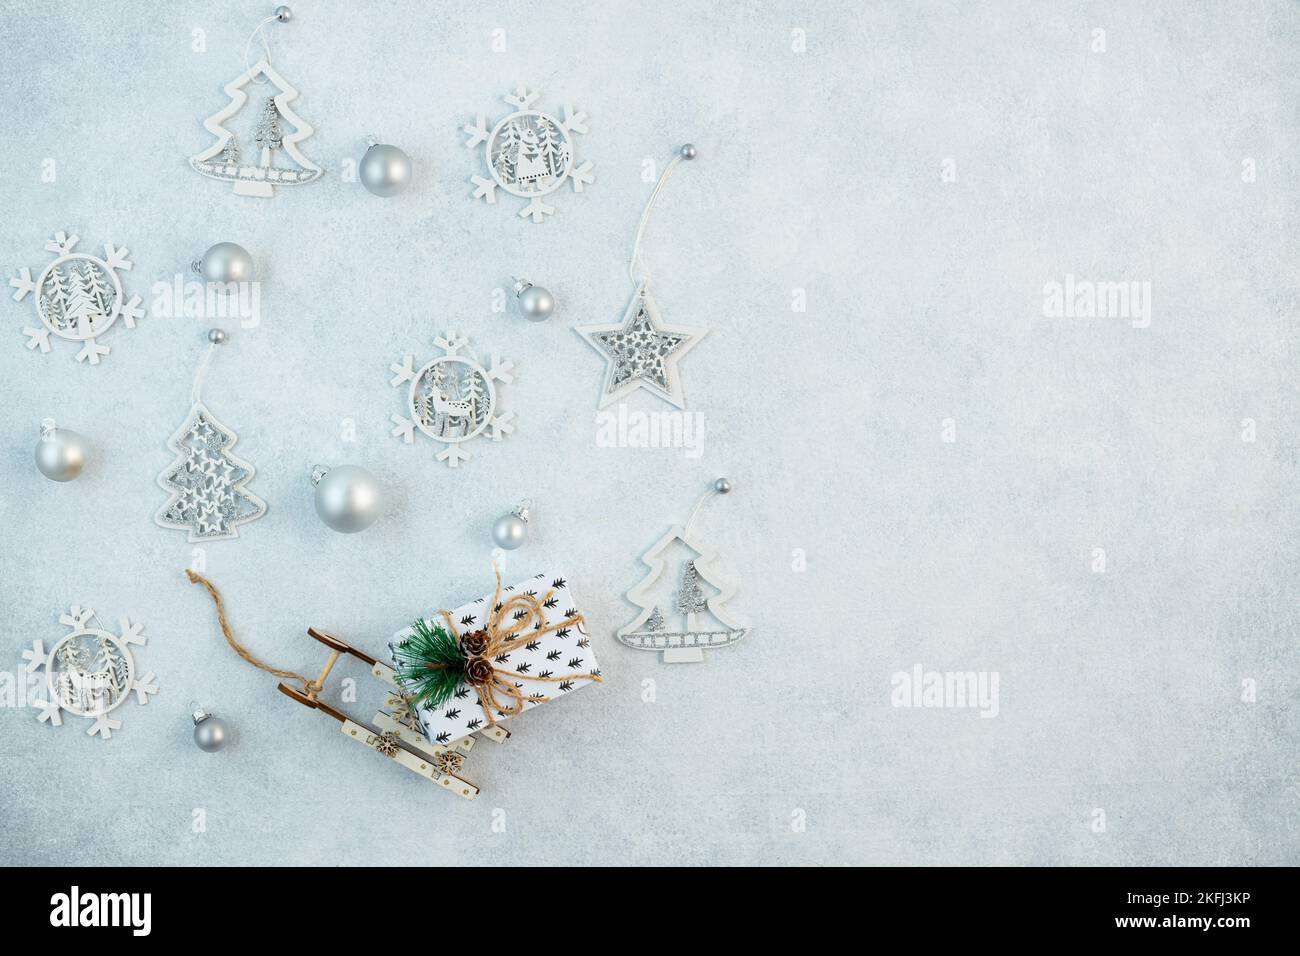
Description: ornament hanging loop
xmin=628 ymin=144 xmax=697 ymax=288
xmin=191 ymin=328 xmax=226 ymax=405
xmin=685 ymin=476 xmax=730 ymax=538
xmin=244 ymin=7 xmax=292 ymax=84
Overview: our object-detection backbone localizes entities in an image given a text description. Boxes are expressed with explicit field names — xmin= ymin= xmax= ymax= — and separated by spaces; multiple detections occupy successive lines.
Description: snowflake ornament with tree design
xmin=389 ymin=331 xmax=515 ymax=468
xmin=464 ymin=86 xmax=594 ymax=223
xmin=10 ymin=231 xmax=145 ymax=364
xmin=22 ymin=606 xmax=157 ymax=740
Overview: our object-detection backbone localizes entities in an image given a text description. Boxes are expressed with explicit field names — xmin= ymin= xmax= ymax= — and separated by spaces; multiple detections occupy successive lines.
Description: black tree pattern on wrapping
xmin=392 ymin=571 xmax=596 ymax=733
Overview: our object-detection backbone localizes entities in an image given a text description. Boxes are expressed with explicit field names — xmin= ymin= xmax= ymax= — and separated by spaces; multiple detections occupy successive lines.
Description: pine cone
xmin=460 ymin=630 xmax=490 ymax=657
xmin=464 ymin=656 xmax=495 ymax=685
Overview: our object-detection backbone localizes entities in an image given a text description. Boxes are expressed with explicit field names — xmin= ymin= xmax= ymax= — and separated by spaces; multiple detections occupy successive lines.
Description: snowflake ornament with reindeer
xmin=10 ymin=231 xmax=144 ymax=364
xmin=464 ymin=86 xmax=594 ymax=223
xmin=22 ymin=606 xmax=157 ymax=740
xmin=389 ymin=331 xmax=515 ymax=468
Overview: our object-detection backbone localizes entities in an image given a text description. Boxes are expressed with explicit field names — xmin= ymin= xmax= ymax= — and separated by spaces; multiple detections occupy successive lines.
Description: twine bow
xmin=423 ymin=566 xmax=601 ymax=727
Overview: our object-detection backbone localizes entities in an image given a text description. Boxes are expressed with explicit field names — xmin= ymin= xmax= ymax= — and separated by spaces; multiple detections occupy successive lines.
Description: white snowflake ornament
xmin=389 ymin=331 xmax=515 ymax=468
xmin=23 ymin=606 xmax=157 ymax=740
xmin=464 ymin=86 xmax=594 ymax=222
xmin=10 ymin=231 xmax=145 ymax=364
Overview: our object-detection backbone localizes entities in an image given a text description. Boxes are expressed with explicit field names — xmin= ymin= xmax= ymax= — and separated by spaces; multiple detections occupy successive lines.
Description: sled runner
xmin=277 ymin=626 xmax=510 ymax=801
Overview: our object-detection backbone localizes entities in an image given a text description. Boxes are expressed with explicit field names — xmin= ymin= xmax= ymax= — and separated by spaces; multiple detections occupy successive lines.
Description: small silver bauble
xmin=275 ymin=6 xmax=292 ymax=22
xmin=512 ymin=279 xmax=554 ymax=322
xmin=208 ymin=328 xmax=228 ymax=344
xmin=680 ymin=143 xmax=698 ymax=160
xmin=35 ymin=424 xmax=88 ymax=482
xmin=192 ymin=705 xmax=229 ymax=753
xmin=492 ymin=501 xmax=531 ymax=549
xmin=713 ymin=477 xmax=731 ymax=494
xmin=192 ymin=242 xmax=254 ymax=284
xmin=312 ymin=464 xmax=381 ymax=533
xmin=360 ymin=142 xmax=413 ymax=197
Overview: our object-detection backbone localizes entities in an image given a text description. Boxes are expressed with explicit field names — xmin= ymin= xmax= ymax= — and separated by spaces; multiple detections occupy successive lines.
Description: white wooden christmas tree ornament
xmin=155 ymin=331 xmax=267 ymax=540
xmin=618 ymin=477 xmax=749 ymax=663
xmin=22 ymin=605 xmax=157 ymax=740
xmin=389 ymin=331 xmax=515 ymax=468
xmin=10 ymin=231 xmax=145 ymax=364
xmin=190 ymin=14 xmax=320 ymax=197
xmin=464 ymin=86 xmax=594 ymax=223
xmin=576 ymin=145 xmax=705 ymax=408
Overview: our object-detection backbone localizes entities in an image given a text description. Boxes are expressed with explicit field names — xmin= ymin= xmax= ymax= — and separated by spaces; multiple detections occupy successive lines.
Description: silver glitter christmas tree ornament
xmin=618 ymin=477 xmax=748 ymax=664
xmin=189 ymin=13 xmax=321 ymax=198
xmin=155 ymin=331 xmax=266 ymax=541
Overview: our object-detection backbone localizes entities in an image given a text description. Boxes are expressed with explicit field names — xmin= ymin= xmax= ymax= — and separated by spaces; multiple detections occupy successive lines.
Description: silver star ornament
xmin=575 ymin=283 xmax=705 ymax=409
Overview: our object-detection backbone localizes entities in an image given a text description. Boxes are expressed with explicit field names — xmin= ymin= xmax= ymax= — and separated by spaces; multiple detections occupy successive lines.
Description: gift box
xmin=388 ymin=570 xmax=600 ymax=744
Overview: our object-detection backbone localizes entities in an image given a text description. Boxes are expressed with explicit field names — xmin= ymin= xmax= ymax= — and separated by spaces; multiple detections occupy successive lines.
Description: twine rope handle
xmin=433 ymin=565 xmax=602 ymax=726
xmin=185 ymin=570 xmax=321 ymax=694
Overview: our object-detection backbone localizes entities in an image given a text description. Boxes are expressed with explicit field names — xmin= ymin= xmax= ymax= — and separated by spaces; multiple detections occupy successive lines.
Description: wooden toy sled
xmin=277 ymin=626 xmax=509 ymax=801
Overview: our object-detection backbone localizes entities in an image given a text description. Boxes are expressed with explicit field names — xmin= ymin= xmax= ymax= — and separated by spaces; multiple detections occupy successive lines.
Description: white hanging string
xmin=191 ymin=342 xmax=218 ymax=406
xmin=628 ymin=152 xmax=685 ymax=289
xmin=684 ymin=483 xmax=718 ymax=538
xmin=242 ymin=13 xmax=280 ymax=84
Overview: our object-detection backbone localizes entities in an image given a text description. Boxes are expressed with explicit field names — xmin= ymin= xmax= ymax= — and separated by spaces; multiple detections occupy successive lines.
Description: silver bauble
xmin=193 ymin=708 xmax=228 ymax=752
xmin=312 ymin=465 xmax=381 ymax=533
xmin=35 ymin=426 xmax=88 ymax=482
xmin=713 ymin=477 xmax=732 ymax=494
xmin=492 ymin=511 xmax=528 ymax=550
xmin=517 ymin=283 xmax=555 ymax=321
xmin=360 ymin=143 xmax=413 ymax=197
xmin=196 ymin=242 xmax=254 ymax=284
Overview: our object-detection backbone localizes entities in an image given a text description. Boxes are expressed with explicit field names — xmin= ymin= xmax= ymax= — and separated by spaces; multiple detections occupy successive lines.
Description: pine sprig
xmin=393 ymin=618 xmax=466 ymax=710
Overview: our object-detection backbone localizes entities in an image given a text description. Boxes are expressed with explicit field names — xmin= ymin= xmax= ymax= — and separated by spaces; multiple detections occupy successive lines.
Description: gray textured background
xmin=2 ymin=0 xmax=1298 ymax=866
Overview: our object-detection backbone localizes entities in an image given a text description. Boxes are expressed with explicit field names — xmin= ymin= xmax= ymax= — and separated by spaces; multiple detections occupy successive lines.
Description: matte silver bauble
xmin=513 ymin=279 xmax=554 ymax=321
xmin=192 ymin=706 xmax=228 ymax=752
xmin=312 ymin=464 xmax=381 ymax=533
xmin=492 ymin=501 xmax=531 ymax=549
xmin=194 ymin=242 xmax=254 ymax=284
xmin=360 ymin=143 xmax=413 ymax=197
xmin=35 ymin=425 xmax=87 ymax=482
xmin=680 ymin=143 xmax=698 ymax=160
xmin=713 ymin=477 xmax=732 ymax=494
